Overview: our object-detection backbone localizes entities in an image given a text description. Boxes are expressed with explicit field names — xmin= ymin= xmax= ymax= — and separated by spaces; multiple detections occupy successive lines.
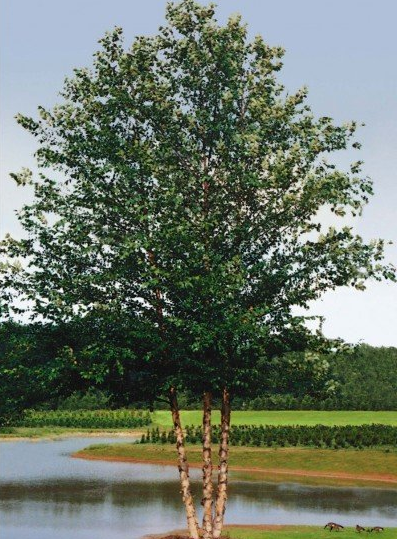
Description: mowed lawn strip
xmin=75 ymin=444 xmax=397 ymax=479
xmin=151 ymin=410 xmax=397 ymax=427
xmin=222 ymin=526 xmax=397 ymax=539
xmin=2 ymin=410 xmax=397 ymax=440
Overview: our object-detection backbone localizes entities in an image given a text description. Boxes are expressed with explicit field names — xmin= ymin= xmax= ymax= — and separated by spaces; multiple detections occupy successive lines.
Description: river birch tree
xmin=1 ymin=1 xmax=395 ymax=538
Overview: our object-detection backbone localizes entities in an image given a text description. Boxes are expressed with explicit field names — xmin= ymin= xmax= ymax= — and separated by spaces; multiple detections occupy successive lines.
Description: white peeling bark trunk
xmin=212 ymin=388 xmax=231 ymax=539
xmin=202 ymin=391 xmax=213 ymax=539
xmin=169 ymin=387 xmax=200 ymax=539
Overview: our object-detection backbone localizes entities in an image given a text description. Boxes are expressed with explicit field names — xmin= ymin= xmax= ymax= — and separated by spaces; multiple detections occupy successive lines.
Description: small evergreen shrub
xmin=140 ymin=423 xmax=397 ymax=448
xmin=18 ymin=409 xmax=152 ymax=429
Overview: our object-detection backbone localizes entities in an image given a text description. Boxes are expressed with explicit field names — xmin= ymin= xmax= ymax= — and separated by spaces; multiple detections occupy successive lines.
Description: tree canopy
xmin=2 ymin=3 xmax=395 ymax=537
xmin=1 ymin=0 xmax=394 ymax=398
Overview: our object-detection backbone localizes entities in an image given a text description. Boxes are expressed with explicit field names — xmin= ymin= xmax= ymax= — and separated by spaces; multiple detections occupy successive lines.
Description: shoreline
xmin=142 ymin=525 xmax=397 ymax=539
xmin=143 ymin=525 xmax=288 ymax=539
xmin=72 ymin=451 xmax=397 ymax=485
xmin=0 ymin=430 xmax=142 ymax=442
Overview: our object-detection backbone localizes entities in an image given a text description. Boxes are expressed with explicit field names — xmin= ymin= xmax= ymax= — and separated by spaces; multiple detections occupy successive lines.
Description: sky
xmin=1 ymin=0 xmax=396 ymax=346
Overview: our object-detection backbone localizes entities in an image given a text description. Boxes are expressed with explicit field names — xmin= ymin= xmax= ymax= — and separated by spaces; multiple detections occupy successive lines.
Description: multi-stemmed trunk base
xmin=169 ymin=387 xmax=231 ymax=539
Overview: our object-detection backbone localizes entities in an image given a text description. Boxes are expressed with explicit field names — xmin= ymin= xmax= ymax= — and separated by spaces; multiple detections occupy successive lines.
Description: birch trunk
xmin=212 ymin=388 xmax=231 ymax=539
xmin=169 ymin=387 xmax=200 ymax=539
xmin=201 ymin=391 xmax=213 ymax=539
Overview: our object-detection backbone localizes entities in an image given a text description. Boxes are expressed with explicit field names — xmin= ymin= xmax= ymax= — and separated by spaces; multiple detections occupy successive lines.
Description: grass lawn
xmin=2 ymin=410 xmax=396 ymax=439
xmin=74 ymin=443 xmax=397 ymax=488
xmin=222 ymin=526 xmax=397 ymax=539
xmin=151 ymin=410 xmax=397 ymax=428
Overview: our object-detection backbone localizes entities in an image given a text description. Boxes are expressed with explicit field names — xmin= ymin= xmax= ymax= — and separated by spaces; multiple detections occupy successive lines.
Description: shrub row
xmin=140 ymin=423 xmax=397 ymax=448
xmin=19 ymin=409 xmax=152 ymax=429
xmin=237 ymin=395 xmax=395 ymax=411
xmin=240 ymin=395 xmax=339 ymax=411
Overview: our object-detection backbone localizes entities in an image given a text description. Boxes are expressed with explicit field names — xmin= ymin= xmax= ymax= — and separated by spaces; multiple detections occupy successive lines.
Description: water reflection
xmin=1 ymin=438 xmax=396 ymax=539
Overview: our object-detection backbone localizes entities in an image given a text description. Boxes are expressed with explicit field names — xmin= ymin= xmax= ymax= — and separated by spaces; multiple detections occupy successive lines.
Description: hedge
xmin=18 ymin=409 xmax=152 ymax=429
xmin=140 ymin=423 xmax=397 ymax=448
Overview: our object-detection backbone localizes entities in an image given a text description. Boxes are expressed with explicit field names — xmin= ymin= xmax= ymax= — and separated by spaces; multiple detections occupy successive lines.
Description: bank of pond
xmin=75 ymin=442 xmax=397 ymax=488
xmin=155 ymin=526 xmax=397 ymax=539
xmin=1 ymin=437 xmax=396 ymax=539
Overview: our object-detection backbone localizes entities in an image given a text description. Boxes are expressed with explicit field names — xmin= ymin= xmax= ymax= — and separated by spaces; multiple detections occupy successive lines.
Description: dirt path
xmin=73 ymin=452 xmax=397 ymax=485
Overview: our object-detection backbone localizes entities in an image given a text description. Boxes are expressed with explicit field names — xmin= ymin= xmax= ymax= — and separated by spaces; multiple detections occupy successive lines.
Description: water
xmin=0 ymin=437 xmax=396 ymax=539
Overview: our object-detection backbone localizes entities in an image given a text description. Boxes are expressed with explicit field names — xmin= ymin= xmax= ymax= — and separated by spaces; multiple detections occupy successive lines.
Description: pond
xmin=1 ymin=437 xmax=396 ymax=539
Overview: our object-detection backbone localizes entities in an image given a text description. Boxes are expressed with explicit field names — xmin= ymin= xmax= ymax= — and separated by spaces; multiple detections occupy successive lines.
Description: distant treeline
xmin=263 ymin=345 xmax=397 ymax=411
xmin=152 ymin=345 xmax=397 ymax=411
xmin=1 ymin=320 xmax=397 ymax=415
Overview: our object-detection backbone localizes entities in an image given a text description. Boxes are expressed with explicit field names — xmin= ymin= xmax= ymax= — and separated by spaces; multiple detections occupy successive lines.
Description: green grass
xmin=224 ymin=526 xmax=397 ymax=539
xmin=151 ymin=410 xmax=397 ymax=428
xmin=75 ymin=443 xmax=397 ymax=487
xmin=2 ymin=410 xmax=397 ymax=439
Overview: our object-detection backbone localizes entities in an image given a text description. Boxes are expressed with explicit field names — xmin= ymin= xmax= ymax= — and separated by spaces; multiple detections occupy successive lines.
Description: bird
xmin=324 ymin=522 xmax=344 ymax=532
xmin=370 ymin=527 xmax=384 ymax=533
xmin=356 ymin=525 xmax=365 ymax=533
xmin=325 ymin=523 xmax=338 ymax=529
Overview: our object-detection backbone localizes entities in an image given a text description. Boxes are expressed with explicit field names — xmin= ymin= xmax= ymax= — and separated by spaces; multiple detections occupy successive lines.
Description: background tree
xmin=0 ymin=321 xmax=78 ymax=423
xmin=0 ymin=314 xmax=164 ymax=423
xmin=0 ymin=1 xmax=395 ymax=538
xmin=331 ymin=344 xmax=397 ymax=410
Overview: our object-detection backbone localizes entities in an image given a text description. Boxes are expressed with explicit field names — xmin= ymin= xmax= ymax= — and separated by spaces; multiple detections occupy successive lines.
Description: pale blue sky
xmin=1 ymin=0 xmax=396 ymax=345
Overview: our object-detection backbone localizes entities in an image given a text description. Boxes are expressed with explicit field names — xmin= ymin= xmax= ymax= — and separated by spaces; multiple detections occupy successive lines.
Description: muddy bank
xmin=143 ymin=525 xmax=289 ymax=539
xmin=73 ymin=451 xmax=397 ymax=486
